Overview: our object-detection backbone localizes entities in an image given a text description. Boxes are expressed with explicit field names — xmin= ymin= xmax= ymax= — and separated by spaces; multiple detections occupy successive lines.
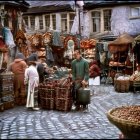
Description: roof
xmin=83 ymin=0 xmax=140 ymax=9
xmin=109 ymin=33 xmax=134 ymax=45
xmin=0 ymin=1 xmax=29 ymax=11
xmin=24 ymin=1 xmax=75 ymax=14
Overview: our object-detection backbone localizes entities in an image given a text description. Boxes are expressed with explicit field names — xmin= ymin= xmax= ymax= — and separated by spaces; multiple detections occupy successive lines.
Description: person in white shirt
xmin=24 ymin=54 xmax=40 ymax=110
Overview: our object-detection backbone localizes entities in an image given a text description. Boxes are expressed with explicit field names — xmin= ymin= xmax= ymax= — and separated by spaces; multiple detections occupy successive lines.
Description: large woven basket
xmin=107 ymin=106 xmax=140 ymax=139
xmin=114 ymin=79 xmax=130 ymax=92
xmin=55 ymin=86 xmax=73 ymax=111
xmin=3 ymin=100 xmax=14 ymax=110
xmin=55 ymin=98 xmax=73 ymax=112
xmin=39 ymin=87 xmax=55 ymax=110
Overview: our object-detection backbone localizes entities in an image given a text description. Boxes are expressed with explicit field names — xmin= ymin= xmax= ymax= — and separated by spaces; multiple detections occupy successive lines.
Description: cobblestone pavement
xmin=0 ymin=84 xmax=140 ymax=139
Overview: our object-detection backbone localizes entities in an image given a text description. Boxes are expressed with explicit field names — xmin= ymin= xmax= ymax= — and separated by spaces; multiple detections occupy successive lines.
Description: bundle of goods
xmin=54 ymin=67 xmax=69 ymax=78
xmin=107 ymin=105 xmax=140 ymax=139
xmin=0 ymin=72 xmax=14 ymax=110
xmin=55 ymin=77 xmax=73 ymax=111
xmin=114 ymin=75 xmax=130 ymax=92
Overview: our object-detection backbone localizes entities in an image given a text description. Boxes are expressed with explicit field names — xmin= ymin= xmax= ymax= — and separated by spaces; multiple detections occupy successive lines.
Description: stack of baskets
xmin=0 ymin=72 xmax=15 ymax=110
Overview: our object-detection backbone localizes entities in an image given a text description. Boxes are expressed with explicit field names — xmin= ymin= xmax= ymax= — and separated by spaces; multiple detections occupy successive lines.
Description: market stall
xmin=108 ymin=33 xmax=135 ymax=84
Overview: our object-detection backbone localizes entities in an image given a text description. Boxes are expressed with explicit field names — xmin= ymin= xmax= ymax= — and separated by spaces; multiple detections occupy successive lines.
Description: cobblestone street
xmin=0 ymin=84 xmax=140 ymax=139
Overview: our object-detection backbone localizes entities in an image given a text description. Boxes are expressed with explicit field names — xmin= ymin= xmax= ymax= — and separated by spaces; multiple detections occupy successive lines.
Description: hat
xmin=27 ymin=53 xmax=38 ymax=62
xmin=15 ymin=53 xmax=25 ymax=60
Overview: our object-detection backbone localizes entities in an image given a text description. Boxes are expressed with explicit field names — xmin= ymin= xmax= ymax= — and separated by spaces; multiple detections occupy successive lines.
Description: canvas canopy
xmin=109 ymin=33 xmax=134 ymax=46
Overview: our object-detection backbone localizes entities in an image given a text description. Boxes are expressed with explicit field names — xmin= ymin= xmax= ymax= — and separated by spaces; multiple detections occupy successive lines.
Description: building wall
xmin=24 ymin=5 xmax=140 ymax=37
xmin=111 ymin=6 xmax=140 ymax=36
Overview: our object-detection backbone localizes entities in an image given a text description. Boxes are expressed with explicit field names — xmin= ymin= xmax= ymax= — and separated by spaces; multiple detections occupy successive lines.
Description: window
xmin=45 ymin=15 xmax=50 ymax=30
xmin=30 ymin=16 xmax=35 ymax=30
xmin=91 ymin=9 xmax=111 ymax=33
xmin=69 ymin=13 xmax=75 ymax=31
xmin=23 ymin=16 xmax=28 ymax=27
xmin=61 ymin=12 xmax=75 ymax=33
xmin=91 ymin=11 xmax=101 ymax=32
xmin=104 ymin=10 xmax=111 ymax=31
xmin=130 ymin=7 xmax=140 ymax=18
xmin=39 ymin=15 xmax=43 ymax=30
xmin=61 ymin=14 xmax=67 ymax=32
xmin=52 ymin=14 xmax=56 ymax=30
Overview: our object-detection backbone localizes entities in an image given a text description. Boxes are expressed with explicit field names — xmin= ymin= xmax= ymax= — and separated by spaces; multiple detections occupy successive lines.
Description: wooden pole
xmin=78 ymin=8 xmax=81 ymax=37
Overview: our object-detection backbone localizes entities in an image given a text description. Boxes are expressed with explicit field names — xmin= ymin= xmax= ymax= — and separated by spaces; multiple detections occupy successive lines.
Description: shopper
xmin=8 ymin=52 xmax=27 ymax=105
xmin=71 ymin=49 xmax=89 ymax=111
xmin=25 ymin=54 xmax=40 ymax=110
xmin=89 ymin=59 xmax=101 ymax=78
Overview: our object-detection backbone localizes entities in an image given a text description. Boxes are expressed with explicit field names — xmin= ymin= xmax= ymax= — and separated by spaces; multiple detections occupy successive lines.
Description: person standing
xmin=8 ymin=52 xmax=27 ymax=105
xmin=71 ymin=49 xmax=89 ymax=111
xmin=89 ymin=60 xmax=101 ymax=78
xmin=25 ymin=54 xmax=40 ymax=110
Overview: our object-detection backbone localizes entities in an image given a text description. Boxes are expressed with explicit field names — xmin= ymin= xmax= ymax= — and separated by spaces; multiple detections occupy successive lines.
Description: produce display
xmin=111 ymin=105 xmax=140 ymax=124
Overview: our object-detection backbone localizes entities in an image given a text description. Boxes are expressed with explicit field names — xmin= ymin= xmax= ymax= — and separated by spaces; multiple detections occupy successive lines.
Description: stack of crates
xmin=0 ymin=72 xmax=15 ymax=110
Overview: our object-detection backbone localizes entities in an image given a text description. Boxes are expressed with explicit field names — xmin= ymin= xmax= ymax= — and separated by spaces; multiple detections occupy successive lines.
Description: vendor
xmin=130 ymin=65 xmax=140 ymax=81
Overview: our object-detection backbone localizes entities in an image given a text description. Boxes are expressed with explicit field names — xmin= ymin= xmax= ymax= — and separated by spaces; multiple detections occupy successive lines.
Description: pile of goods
xmin=107 ymin=105 xmax=140 ymax=139
xmin=111 ymin=106 xmax=140 ymax=124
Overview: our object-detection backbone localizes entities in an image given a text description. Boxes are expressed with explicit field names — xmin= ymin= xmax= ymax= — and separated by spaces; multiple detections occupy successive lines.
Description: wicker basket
xmin=55 ymin=86 xmax=73 ymax=111
xmin=3 ymin=100 xmax=14 ymax=110
xmin=0 ymin=72 xmax=14 ymax=85
xmin=39 ymin=87 xmax=55 ymax=110
xmin=114 ymin=79 xmax=130 ymax=92
xmin=0 ymin=103 xmax=4 ymax=112
xmin=55 ymin=98 xmax=73 ymax=111
xmin=107 ymin=106 xmax=140 ymax=139
xmin=55 ymin=86 xmax=72 ymax=99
